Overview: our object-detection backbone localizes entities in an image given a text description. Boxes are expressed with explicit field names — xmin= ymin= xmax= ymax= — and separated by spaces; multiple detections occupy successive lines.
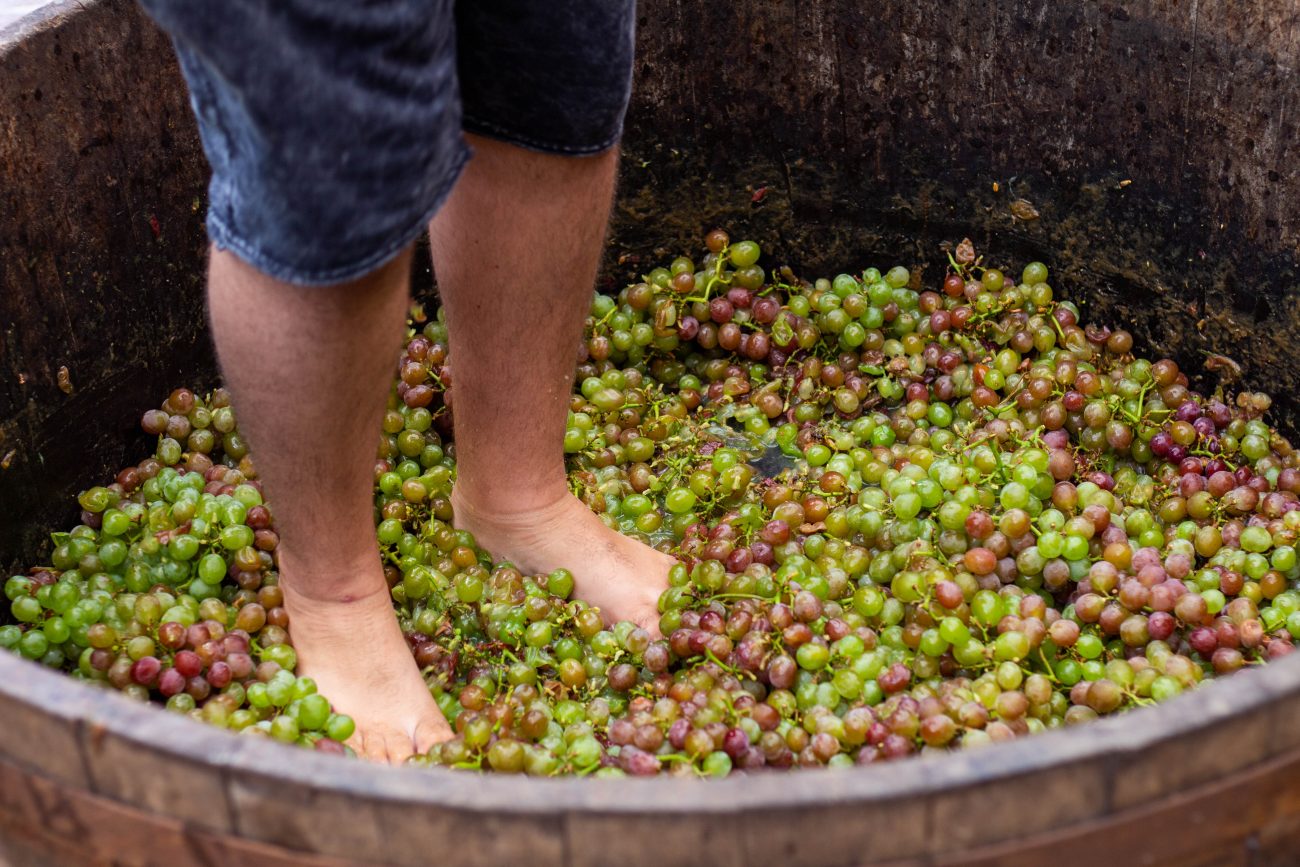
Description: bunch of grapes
xmin=3 ymin=388 xmax=355 ymax=751
xmin=7 ymin=229 xmax=1300 ymax=777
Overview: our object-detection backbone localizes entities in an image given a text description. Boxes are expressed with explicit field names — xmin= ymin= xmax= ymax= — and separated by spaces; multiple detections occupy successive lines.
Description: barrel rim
xmin=3 ymin=642 xmax=1296 ymax=812
xmin=0 ymin=0 xmax=88 ymax=51
xmin=4 ymin=0 xmax=1299 ymax=831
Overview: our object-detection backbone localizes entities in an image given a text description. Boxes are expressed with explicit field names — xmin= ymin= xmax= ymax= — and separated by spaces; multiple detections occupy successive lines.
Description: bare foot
xmin=281 ymin=566 xmax=452 ymax=763
xmin=451 ymin=487 xmax=673 ymax=635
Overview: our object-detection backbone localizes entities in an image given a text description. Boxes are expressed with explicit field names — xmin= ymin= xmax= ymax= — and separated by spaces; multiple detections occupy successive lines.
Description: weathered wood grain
xmin=2 ymin=0 xmax=1300 ymax=865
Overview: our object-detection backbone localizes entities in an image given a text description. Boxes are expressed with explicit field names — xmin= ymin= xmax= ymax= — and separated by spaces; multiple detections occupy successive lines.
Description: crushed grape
xmin=8 ymin=233 xmax=1299 ymax=778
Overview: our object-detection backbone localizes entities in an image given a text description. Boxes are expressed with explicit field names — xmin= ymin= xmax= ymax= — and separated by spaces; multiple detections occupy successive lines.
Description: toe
xmin=351 ymin=725 xmax=415 ymax=764
xmin=380 ymin=729 xmax=416 ymax=765
xmin=413 ymin=716 xmax=454 ymax=755
xmin=350 ymin=730 xmax=377 ymax=762
xmin=636 ymin=611 xmax=664 ymax=639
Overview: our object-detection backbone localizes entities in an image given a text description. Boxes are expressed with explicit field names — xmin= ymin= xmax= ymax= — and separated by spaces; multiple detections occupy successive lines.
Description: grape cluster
xmin=8 ymin=231 xmax=1300 ymax=777
xmin=4 ymin=388 xmax=355 ymax=752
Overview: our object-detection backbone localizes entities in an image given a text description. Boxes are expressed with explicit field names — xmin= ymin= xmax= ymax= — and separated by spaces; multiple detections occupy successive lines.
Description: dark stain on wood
xmin=1 ymin=1 xmax=1300 ymax=864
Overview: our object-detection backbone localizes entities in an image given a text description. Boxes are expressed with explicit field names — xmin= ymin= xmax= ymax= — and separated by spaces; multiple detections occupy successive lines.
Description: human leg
xmin=429 ymin=136 xmax=671 ymax=634
xmin=143 ymin=0 xmax=469 ymax=761
xmin=209 ymin=249 xmax=453 ymax=761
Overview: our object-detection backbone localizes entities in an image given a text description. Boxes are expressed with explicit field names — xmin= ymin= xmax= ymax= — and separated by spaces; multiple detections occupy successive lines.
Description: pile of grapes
xmin=7 ymin=232 xmax=1300 ymax=777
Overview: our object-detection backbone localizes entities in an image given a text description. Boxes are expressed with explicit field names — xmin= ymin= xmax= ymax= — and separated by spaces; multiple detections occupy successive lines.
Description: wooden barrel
xmin=2 ymin=1 xmax=1299 ymax=864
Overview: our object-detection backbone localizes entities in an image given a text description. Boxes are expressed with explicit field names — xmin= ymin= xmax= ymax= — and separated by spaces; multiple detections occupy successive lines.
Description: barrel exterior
xmin=1 ymin=1 xmax=1299 ymax=865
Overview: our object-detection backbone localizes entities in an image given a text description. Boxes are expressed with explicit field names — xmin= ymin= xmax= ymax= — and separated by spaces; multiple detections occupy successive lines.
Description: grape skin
xmin=8 ymin=233 xmax=1300 ymax=778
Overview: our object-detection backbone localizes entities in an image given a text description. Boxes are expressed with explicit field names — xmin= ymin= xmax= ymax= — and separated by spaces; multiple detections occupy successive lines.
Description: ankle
xmin=282 ymin=579 xmax=389 ymax=609
xmin=276 ymin=547 xmax=390 ymax=606
xmin=280 ymin=581 xmax=400 ymax=646
xmin=451 ymin=479 xmax=572 ymax=521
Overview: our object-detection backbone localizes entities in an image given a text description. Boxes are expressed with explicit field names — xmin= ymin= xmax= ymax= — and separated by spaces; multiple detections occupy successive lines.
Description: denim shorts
xmin=139 ymin=0 xmax=636 ymax=286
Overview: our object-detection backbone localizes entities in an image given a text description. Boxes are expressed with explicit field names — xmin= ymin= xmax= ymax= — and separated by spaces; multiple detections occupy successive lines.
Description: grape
xmin=9 ymin=230 xmax=1300 ymax=779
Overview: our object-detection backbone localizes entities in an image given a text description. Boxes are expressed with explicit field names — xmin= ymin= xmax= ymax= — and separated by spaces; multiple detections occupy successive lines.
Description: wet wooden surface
xmin=0 ymin=0 xmax=212 ymax=570
xmin=614 ymin=0 xmax=1300 ymax=429
xmin=1 ymin=0 xmax=1299 ymax=865
xmin=1 ymin=727 xmax=1300 ymax=867
xmin=0 ymin=642 xmax=1292 ymax=865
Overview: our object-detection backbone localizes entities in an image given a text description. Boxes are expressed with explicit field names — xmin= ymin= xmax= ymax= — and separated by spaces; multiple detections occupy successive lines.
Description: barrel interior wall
xmin=0 ymin=2 xmax=1298 ymax=865
xmin=0 ymin=0 xmax=212 ymax=571
xmin=617 ymin=0 xmax=1300 ymax=428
